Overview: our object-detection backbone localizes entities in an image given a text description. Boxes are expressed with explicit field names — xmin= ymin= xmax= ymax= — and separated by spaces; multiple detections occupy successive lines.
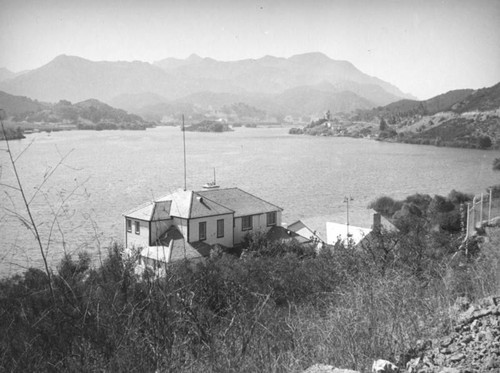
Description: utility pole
xmin=182 ymin=114 xmax=187 ymax=191
xmin=343 ymin=195 xmax=354 ymax=237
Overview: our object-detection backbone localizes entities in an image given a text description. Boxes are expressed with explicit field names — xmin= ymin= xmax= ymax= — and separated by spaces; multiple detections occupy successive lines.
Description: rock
xmin=485 ymin=356 xmax=500 ymax=369
xmin=441 ymin=337 xmax=454 ymax=348
xmin=372 ymin=359 xmax=399 ymax=373
xmin=462 ymin=335 xmax=473 ymax=344
xmin=303 ymin=364 xmax=359 ymax=373
xmin=449 ymin=353 xmax=465 ymax=363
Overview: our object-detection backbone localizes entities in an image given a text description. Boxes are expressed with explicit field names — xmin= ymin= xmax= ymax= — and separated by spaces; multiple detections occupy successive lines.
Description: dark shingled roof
xmin=198 ymin=187 xmax=282 ymax=217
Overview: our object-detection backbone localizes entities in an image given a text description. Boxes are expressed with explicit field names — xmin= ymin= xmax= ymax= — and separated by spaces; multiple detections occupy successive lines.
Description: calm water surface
xmin=1 ymin=127 xmax=499 ymax=275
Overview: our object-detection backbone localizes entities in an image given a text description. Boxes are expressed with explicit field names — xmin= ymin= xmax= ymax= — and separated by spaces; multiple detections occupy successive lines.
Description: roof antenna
xmin=182 ymin=114 xmax=187 ymax=191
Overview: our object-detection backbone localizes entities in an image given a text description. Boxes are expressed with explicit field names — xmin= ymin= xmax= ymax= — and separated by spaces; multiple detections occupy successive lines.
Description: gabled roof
xmin=157 ymin=190 xmax=193 ymax=218
xmin=123 ymin=201 xmax=156 ymax=221
xmin=124 ymin=189 xmax=234 ymax=221
xmin=197 ymin=187 xmax=282 ymax=217
xmin=287 ymin=220 xmax=325 ymax=242
xmin=141 ymin=226 xmax=212 ymax=263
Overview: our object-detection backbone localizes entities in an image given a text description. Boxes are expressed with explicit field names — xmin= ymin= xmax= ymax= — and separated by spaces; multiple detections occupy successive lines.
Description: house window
xmin=217 ymin=219 xmax=224 ymax=238
xmin=126 ymin=219 xmax=132 ymax=233
xmin=199 ymin=221 xmax=206 ymax=241
xmin=242 ymin=215 xmax=253 ymax=231
xmin=267 ymin=211 xmax=277 ymax=226
xmin=135 ymin=221 xmax=140 ymax=235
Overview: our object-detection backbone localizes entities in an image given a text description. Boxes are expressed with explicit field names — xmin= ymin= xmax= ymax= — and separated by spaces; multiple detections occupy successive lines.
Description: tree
xmin=478 ymin=135 xmax=492 ymax=149
xmin=379 ymin=117 xmax=388 ymax=131
xmin=493 ymin=158 xmax=500 ymax=171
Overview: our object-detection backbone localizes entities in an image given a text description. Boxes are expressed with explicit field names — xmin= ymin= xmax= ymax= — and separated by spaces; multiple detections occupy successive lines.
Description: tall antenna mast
xmin=182 ymin=114 xmax=187 ymax=191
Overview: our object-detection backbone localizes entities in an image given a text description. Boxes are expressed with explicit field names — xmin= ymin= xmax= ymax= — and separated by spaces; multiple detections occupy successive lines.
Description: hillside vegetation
xmin=184 ymin=120 xmax=232 ymax=132
xmin=0 ymin=92 xmax=153 ymax=133
xmin=1 ymin=189 xmax=498 ymax=372
xmin=293 ymin=82 xmax=500 ymax=150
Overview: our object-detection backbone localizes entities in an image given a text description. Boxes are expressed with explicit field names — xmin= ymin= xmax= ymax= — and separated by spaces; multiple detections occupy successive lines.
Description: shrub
xmin=448 ymin=189 xmax=473 ymax=204
xmin=478 ymin=135 xmax=492 ymax=149
xmin=0 ymin=223 xmax=498 ymax=372
xmin=493 ymin=158 xmax=500 ymax=171
xmin=369 ymin=196 xmax=402 ymax=217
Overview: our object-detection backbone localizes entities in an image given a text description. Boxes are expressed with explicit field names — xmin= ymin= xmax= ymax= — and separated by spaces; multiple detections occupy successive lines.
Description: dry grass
xmin=0 ymin=228 xmax=499 ymax=372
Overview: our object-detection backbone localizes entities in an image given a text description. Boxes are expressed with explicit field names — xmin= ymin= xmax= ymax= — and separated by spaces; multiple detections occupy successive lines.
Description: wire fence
xmin=464 ymin=191 xmax=500 ymax=238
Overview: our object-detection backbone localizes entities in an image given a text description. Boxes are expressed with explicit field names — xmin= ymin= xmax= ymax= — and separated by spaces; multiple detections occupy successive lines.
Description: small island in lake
xmin=183 ymin=120 xmax=233 ymax=132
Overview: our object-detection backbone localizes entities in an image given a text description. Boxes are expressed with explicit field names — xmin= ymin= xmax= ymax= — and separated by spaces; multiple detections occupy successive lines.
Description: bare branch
xmin=13 ymin=137 xmax=36 ymax=163
xmin=1 ymin=119 xmax=56 ymax=302
xmin=28 ymin=149 xmax=74 ymax=206
xmin=0 ymin=182 xmax=21 ymax=192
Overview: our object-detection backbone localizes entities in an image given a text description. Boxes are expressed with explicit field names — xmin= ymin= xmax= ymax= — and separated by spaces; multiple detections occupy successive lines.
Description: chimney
xmin=372 ymin=213 xmax=381 ymax=233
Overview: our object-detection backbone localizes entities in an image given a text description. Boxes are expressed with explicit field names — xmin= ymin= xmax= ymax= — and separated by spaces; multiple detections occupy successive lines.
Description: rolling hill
xmin=0 ymin=90 xmax=45 ymax=116
xmin=0 ymin=91 xmax=149 ymax=129
xmin=345 ymin=82 xmax=500 ymax=149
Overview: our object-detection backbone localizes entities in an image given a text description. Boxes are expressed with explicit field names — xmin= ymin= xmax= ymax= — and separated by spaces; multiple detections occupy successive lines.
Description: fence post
xmin=489 ymin=188 xmax=492 ymax=224
xmin=466 ymin=202 xmax=470 ymax=239
xmin=480 ymin=193 xmax=484 ymax=228
xmin=472 ymin=196 xmax=476 ymax=231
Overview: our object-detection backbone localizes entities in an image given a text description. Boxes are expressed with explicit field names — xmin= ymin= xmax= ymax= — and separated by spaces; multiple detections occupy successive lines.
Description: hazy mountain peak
xmin=289 ymin=52 xmax=331 ymax=64
xmin=187 ymin=53 xmax=202 ymax=61
xmin=51 ymin=54 xmax=86 ymax=63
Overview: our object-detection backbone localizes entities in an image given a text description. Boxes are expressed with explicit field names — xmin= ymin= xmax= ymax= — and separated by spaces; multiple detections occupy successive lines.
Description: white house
xmin=288 ymin=210 xmax=397 ymax=249
xmin=325 ymin=210 xmax=398 ymax=247
xmin=123 ymin=187 xmax=283 ymax=268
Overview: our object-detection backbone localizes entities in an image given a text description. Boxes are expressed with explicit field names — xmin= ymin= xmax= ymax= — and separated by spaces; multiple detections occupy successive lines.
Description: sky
xmin=0 ymin=0 xmax=499 ymax=99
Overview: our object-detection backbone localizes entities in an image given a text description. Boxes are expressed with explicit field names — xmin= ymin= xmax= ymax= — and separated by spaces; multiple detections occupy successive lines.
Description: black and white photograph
xmin=0 ymin=0 xmax=499 ymax=371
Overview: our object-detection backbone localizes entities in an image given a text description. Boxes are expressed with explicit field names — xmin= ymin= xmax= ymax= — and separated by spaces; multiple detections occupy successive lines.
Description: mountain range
xmin=0 ymin=53 xmax=414 ymax=119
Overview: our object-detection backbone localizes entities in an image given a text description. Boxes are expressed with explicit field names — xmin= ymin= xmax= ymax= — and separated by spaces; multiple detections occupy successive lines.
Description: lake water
xmin=1 ymin=126 xmax=499 ymax=276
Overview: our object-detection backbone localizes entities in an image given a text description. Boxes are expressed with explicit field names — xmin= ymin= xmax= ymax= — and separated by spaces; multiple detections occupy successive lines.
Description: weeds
xmin=0 ymin=226 xmax=498 ymax=372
